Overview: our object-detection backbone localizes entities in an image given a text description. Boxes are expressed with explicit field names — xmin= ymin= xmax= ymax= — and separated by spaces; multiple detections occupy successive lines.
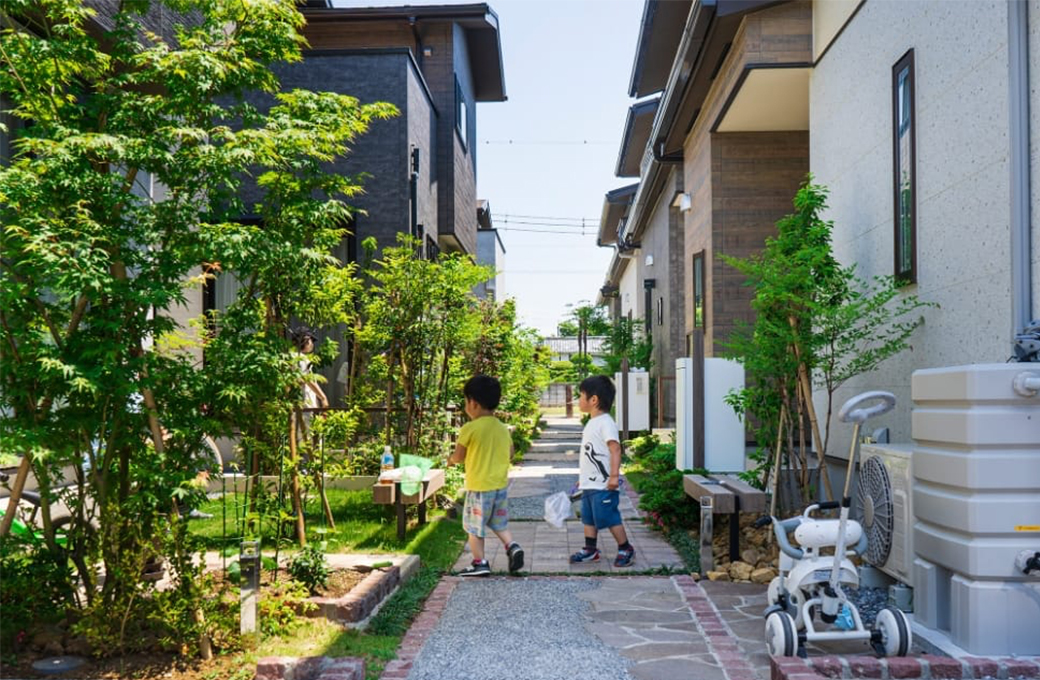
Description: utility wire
xmin=499 ymin=218 xmax=595 ymax=229
xmin=500 ymin=213 xmax=598 ymax=223
xmin=480 ymin=139 xmax=613 ymax=146
xmin=497 ymin=227 xmax=597 ymax=236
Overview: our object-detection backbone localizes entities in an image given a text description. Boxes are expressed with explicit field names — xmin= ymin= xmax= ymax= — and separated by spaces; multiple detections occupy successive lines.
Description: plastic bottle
xmin=380 ymin=446 xmax=394 ymax=483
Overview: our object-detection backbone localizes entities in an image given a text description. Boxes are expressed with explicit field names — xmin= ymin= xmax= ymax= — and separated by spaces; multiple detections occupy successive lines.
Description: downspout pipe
xmin=1009 ymin=0 xmax=1034 ymax=341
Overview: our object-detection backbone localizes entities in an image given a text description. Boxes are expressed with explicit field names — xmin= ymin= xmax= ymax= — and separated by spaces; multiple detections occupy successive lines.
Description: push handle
xmin=753 ymin=515 xmax=772 ymax=529
xmin=837 ymin=390 xmax=896 ymax=424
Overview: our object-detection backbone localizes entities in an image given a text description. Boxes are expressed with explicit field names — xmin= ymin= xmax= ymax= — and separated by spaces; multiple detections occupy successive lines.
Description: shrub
xmin=633 ymin=443 xmax=705 ymax=532
xmin=625 ymin=433 xmax=659 ymax=457
xmin=287 ymin=544 xmax=330 ymax=595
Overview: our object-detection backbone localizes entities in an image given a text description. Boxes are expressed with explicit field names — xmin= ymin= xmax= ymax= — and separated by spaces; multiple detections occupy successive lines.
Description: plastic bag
xmin=399 ymin=454 xmax=434 ymax=496
xmin=544 ymin=491 xmax=573 ymax=528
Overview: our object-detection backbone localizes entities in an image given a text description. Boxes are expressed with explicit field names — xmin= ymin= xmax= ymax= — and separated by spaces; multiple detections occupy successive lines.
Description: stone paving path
xmin=452 ymin=417 xmax=684 ymax=575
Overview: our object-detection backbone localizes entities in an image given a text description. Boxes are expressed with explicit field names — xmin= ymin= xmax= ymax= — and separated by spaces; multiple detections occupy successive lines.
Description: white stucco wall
xmin=618 ymin=256 xmax=640 ymax=322
xmin=810 ymin=0 xmax=1024 ymax=456
xmin=1030 ymin=0 xmax=1040 ymax=321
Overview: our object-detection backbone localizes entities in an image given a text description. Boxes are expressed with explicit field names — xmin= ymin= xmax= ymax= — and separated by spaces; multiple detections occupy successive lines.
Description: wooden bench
xmin=373 ymin=469 xmax=445 ymax=541
xmin=683 ymin=473 xmax=767 ymax=570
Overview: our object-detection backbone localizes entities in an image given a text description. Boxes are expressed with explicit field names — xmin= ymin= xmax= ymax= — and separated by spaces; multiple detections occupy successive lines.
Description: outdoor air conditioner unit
xmin=855 ymin=443 xmax=915 ymax=585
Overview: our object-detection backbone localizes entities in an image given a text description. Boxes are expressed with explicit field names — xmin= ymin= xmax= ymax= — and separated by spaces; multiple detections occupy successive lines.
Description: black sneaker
xmin=507 ymin=543 xmax=524 ymax=573
xmin=460 ymin=560 xmax=491 ymax=577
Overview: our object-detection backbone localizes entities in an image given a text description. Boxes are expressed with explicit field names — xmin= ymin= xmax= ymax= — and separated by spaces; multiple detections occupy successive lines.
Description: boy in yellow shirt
xmin=448 ymin=375 xmax=524 ymax=576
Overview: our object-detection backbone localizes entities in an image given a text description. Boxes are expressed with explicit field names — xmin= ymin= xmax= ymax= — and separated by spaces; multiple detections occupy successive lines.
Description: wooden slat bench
xmin=373 ymin=469 xmax=445 ymax=541
xmin=683 ymin=473 xmax=767 ymax=570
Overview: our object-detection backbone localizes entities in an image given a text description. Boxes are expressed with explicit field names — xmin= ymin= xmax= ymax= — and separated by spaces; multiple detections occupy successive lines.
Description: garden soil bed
xmin=2 ymin=569 xmax=373 ymax=680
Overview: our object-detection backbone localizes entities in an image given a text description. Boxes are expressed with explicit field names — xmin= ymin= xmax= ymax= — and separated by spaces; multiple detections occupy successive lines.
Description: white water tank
xmin=911 ymin=363 xmax=1040 ymax=655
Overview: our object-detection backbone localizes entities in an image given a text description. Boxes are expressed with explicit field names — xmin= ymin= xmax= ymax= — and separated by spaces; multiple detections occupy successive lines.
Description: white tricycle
xmin=759 ymin=390 xmax=912 ymax=658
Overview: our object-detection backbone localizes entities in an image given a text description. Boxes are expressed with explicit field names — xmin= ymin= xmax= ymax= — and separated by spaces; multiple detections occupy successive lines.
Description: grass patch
xmin=189 ymin=487 xmax=447 ymax=554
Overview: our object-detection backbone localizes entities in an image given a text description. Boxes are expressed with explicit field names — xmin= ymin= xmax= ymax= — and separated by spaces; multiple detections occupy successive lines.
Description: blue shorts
xmin=581 ymin=489 xmax=623 ymax=530
xmin=463 ymin=488 xmax=509 ymax=538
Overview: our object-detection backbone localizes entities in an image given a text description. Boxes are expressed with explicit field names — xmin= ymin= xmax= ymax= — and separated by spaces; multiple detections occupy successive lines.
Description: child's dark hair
xmin=463 ymin=375 xmax=501 ymax=411
xmin=579 ymin=375 xmax=615 ymax=412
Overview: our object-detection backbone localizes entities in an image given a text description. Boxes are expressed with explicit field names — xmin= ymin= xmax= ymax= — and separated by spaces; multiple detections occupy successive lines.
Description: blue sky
xmin=477 ymin=0 xmax=644 ymax=336
xmin=351 ymin=0 xmax=645 ymax=335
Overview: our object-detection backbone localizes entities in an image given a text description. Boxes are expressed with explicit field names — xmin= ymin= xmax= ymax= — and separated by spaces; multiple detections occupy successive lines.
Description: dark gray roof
xmin=616 ymin=96 xmax=660 ymax=178
xmin=303 ymin=3 xmax=506 ymax=102
xmin=628 ymin=0 xmax=693 ymax=98
xmin=597 ymin=183 xmax=639 ymax=246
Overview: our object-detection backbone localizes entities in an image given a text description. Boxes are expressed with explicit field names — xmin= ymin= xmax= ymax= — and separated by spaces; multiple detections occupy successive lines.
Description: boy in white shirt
xmin=569 ymin=375 xmax=635 ymax=567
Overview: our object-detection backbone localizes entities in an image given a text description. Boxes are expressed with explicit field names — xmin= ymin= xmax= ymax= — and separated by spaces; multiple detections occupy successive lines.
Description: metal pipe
xmin=1009 ymin=0 xmax=1033 ymax=340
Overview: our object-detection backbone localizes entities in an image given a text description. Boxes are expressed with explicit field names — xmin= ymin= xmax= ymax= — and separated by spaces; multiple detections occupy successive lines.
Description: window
xmin=455 ymin=76 xmax=467 ymax=148
xmin=892 ymin=49 xmax=916 ymax=283
xmin=656 ymin=297 xmax=663 ymax=326
xmin=643 ymin=279 xmax=655 ymax=333
xmin=692 ymin=251 xmax=705 ymax=328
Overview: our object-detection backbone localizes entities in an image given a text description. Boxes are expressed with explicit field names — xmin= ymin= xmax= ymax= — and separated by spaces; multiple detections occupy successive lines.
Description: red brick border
xmin=770 ymin=653 xmax=1040 ymax=680
xmin=674 ymin=574 xmax=764 ymax=680
xmin=307 ymin=565 xmax=402 ymax=624
xmin=379 ymin=576 xmax=461 ymax=680
xmin=256 ymin=655 xmax=364 ymax=680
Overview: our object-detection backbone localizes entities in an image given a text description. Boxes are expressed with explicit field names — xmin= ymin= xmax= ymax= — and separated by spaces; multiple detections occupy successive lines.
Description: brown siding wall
xmin=680 ymin=1 xmax=812 ymax=355
xmin=709 ymin=132 xmax=810 ymax=354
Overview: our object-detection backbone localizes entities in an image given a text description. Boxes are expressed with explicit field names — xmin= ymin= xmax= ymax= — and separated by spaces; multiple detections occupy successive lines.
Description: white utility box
xmin=675 ymin=357 xmax=745 ymax=472
xmin=614 ymin=370 xmax=650 ymax=432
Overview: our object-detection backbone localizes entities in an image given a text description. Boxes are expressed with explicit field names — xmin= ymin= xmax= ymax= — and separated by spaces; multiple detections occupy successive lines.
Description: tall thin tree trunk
xmin=288 ymin=410 xmax=306 ymax=547
xmin=788 ymin=316 xmax=835 ymax=501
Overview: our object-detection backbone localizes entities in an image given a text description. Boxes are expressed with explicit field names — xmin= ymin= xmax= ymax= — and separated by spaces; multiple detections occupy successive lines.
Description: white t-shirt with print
xmin=579 ymin=413 xmax=620 ymax=490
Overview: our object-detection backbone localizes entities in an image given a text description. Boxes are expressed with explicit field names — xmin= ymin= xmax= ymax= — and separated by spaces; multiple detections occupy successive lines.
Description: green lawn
xmin=189 ymin=487 xmax=447 ymax=554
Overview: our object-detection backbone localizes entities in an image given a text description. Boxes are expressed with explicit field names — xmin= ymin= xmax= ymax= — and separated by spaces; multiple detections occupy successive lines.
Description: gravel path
xmin=406 ymin=579 xmax=633 ymax=680
xmin=508 ymin=461 xmax=579 ymax=520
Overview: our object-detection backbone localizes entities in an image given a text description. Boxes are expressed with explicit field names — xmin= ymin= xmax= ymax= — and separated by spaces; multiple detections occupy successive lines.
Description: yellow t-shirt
xmin=457 ymin=415 xmax=511 ymax=491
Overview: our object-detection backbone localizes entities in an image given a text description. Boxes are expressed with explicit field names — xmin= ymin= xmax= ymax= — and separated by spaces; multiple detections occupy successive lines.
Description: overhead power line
xmin=500 ymin=213 xmax=598 ymax=223
xmin=480 ymin=139 xmax=613 ymax=146
xmin=497 ymin=227 xmax=597 ymax=236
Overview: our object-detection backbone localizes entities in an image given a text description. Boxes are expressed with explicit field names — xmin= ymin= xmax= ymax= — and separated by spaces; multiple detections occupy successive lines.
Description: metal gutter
xmin=1009 ymin=0 xmax=1034 ymax=338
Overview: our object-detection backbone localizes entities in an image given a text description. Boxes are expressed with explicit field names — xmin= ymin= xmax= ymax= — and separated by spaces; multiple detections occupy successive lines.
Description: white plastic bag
xmin=544 ymin=491 xmax=573 ymax=528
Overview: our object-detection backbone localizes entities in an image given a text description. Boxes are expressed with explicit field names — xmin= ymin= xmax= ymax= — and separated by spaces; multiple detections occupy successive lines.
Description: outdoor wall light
xmin=677 ymin=193 xmax=692 ymax=212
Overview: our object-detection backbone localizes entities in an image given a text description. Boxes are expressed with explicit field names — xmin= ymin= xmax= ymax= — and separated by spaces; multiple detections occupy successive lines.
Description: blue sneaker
xmin=569 ymin=548 xmax=601 ymax=563
xmin=614 ymin=547 xmax=636 ymax=568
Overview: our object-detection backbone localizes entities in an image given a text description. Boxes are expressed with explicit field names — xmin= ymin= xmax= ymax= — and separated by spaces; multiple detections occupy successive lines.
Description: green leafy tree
xmin=721 ymin=178 xmax=934 ymax=507
xmin=354 ymin=236 xmax=491 ymax=451
xmin=0 ymin=0 xmax=393 ymax=648
xmin=602 ymin=315 xmax=652 ymax=375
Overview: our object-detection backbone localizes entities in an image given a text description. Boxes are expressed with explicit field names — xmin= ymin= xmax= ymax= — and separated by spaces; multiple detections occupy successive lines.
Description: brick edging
xmin=256 ymin=655 xmax=364 ymax=680
xmin=674 ymin=574 xmax=761 ymax=680
xmin=379 ymin=576 xmax=461 ymax=680
xmin=308 ymin=564 xmax=402 ymax=624
xmin=772 ymin=655 xmax=1040 ymax=680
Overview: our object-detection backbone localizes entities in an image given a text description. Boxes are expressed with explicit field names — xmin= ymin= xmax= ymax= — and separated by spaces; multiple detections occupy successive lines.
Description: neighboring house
xmin=475 ymin=199 xmax=506 ymax=300
xmin=598 ymin=0 xmax=809 ymax=425
xmin=809 ymin=0 xmax=1040 ymax=450
xmin=214 ymin=2 xmax=507 ymax=403
xmin=239 ymin=2 xmax=507 ymax=261
xmin=541 ymin=336 xmax=608 ymax=366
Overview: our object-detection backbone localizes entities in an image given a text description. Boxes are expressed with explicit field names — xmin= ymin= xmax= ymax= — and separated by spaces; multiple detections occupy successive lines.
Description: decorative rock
xmin=751 ymin=567 xmax=777 ymax=584
xmin=706 ymin=570 xmax=731 ymax=582
xmin=741 ymin=548 xmax=760 ymax=566
xmin=690 ymin=572 xmax=701 ymax=581
xmin=728 ymin=561 xmax=754 ymax=581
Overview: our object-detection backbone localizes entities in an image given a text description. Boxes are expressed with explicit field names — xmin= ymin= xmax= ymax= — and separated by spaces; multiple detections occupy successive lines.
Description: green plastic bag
xmin=399 ymin=454 xmax=434 ymax=496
